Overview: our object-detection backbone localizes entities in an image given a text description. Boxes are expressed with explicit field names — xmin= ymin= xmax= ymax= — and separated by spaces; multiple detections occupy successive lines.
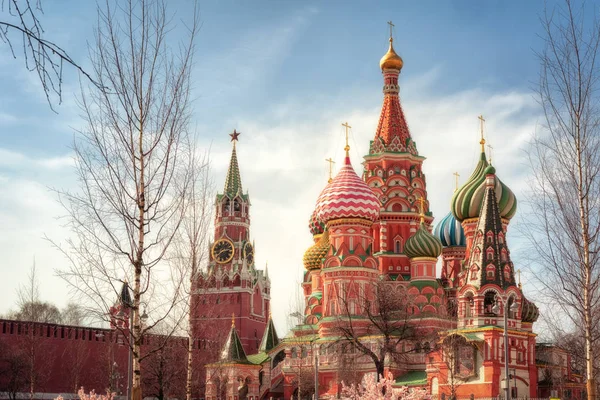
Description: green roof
xmin=394 ymin=371 xmax=427 ymax=386
xmin=224 ymin=145 xmax=243 ymax=197
xmin=247 ymin=352 xmax=269 ymax=365
xmin=259 ymin=316 xmax=280 ymax=352
xmin=220 ymin=324 xmax=249 ymax=364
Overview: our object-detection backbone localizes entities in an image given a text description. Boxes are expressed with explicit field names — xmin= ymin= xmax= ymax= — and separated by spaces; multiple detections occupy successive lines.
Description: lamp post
xmin=492 ymin=296 xmax=519 ymax=400
xmin=289 ymin=312 xmax=319 ymax=399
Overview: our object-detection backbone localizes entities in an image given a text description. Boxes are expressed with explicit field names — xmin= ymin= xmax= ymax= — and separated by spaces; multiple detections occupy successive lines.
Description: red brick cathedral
xmin=0 ymin=27 xmax=586 ymax=400
xmin=204 ymin=31 xmax=584 ymax=400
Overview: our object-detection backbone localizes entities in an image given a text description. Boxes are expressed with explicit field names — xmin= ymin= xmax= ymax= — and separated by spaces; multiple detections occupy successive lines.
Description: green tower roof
xmin=220 ymin=318 xmax=249 ymax=363
xmin=224 ymin=143 xmax=243 ymax=198
xmin=259 ymin=314 xmax=280 ymax=352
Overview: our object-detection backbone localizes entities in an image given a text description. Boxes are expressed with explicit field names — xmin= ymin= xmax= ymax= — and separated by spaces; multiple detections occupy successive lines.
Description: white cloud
xmin=202 ymin=69 xmax=542 ymax=334
xmin=0 ymin=65 xmax=542 ymax=339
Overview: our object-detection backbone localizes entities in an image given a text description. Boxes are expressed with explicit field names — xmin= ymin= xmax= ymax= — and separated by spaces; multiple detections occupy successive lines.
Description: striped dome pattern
xmin=303 ymin=230 xmax=330 ymax=270
xmin=434 ymin=211 xmax=466 ymax=247
xmin=308 ymin=208 xmax=325 ymax=236
xmin=451 ymin=152 xmax=517 ymax=221
xmin=316 ymin=156 xmax=380 ymax=224
xmin=404 ymin=223 xmax=443 ymax=259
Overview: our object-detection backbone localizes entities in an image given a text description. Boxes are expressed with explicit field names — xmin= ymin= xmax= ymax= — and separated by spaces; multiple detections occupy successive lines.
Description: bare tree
xmin=53 ymin=1 xmax=199 ymax=399
xmin=0 ymin=0 xmax=99 ymax=108
xmin=525 ymin=2 xmax=600 ymax=399
xmin=170 ymin=146 xmax=213 ymax=400
xmin=332 ymin=281 xmax=441 ymax=380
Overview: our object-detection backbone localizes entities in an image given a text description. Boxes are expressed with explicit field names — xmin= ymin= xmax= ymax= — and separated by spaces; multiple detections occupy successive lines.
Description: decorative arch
xmin=341 ymin=255 xmax=363 ymax=267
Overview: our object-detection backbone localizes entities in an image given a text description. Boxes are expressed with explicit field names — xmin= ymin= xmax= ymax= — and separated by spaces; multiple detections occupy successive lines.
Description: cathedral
xmin=201 ymin=30 xmax=584 ymax=400
xmin=0 ymin=25 xmax=587 ymax=400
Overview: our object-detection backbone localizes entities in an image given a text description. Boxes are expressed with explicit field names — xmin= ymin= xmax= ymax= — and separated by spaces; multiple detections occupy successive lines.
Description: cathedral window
xmin=465 ymin=294 xmax=474 ymax=317
xmin=484 ymin=291 xmax=496 ymax=315
xmin=501 ymin=250 xmax=508 ymax=262
xmin=486 ymin=233 xmax=493 ymax=244
xmin=395 ymin=239 xmax=402 ymax=253
xmin=233 ymin=199 xmax=241 ymax=212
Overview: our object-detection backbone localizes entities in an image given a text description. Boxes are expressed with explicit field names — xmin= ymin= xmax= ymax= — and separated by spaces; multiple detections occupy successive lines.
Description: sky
xmin=0 ymin=0 xmax=565 ymax=335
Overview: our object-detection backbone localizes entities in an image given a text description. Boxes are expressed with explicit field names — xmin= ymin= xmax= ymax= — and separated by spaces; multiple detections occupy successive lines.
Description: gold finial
xmin=325 ymin=157 xmax=335 ymax=183
xmin=342 ymin=122 xmax=352 ymax=156
xmin=231 ymin=313 xmax=235 ymax=328
xmin=487 ymin=144 xmax=494 ymax=165
xmin=418 ymin=197 xmax=426 ymax=224
xmin=478 ymin=115 xmax=486 ymax=152
xmin=387 ymin=20 xmax=395 ymax=42
xmin=517 ymin=269 xmax=522 ymax=290
xmin=453 ymin=172 xmax=460 ymax=192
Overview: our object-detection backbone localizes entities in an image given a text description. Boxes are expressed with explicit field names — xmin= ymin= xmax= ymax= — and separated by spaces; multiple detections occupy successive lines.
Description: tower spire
xmin=478 ymin=115 xmax=486 ymax=153
xmin=342 ymin=122 xmax=352 ymax=157
xmin=224 ymin=129 xmax=243 ymax=197
xmin=372 ymin=23 xmax=414 ymax=155
xmin=325 ymin=157 xmax=335 ymax=183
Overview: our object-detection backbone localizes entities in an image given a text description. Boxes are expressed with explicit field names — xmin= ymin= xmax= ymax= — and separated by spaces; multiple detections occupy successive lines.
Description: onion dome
xmin=521 ymin=296 xmax=539 ymax=323
xmin=434 ymin=211 xmax=466 ymax=247
xmin=308 ymin=208 xmax=325 ymax=236
xmin=303 ymin=230 xmax=330 ymax=271
xmin=451 ymin=152 xmax=517 ymax=221
xmin=404 ymin=222 xmax=443 ymax=259
xmin=315 ymin=155 xmax=380 ymax=224
xmin=380 ymin=38 xmax=404 ymax=70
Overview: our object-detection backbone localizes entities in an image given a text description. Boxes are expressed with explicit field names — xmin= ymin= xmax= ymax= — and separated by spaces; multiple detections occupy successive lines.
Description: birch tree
xmin=54 ymin=1 xmax=199 ymax=399
xmin=525 ymin=1 xmax=600 ymax=399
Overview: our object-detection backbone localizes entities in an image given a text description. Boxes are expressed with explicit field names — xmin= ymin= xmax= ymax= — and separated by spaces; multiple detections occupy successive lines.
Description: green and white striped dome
xmin=404 ymin=222 xmax=443 ymax=259
xmin=451 ymin=152 xmax=517 ymax=222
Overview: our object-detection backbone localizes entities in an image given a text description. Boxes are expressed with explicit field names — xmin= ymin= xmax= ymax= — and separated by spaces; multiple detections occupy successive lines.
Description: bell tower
xmin=192 ymin=130 xmax=269 ymax=355
xmin=362 ymin=24 xmax=434 ymax=281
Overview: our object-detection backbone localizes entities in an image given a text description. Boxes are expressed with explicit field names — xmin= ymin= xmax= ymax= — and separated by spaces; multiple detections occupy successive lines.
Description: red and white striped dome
xmin=316 ymin=155 xmax=380 ymax=224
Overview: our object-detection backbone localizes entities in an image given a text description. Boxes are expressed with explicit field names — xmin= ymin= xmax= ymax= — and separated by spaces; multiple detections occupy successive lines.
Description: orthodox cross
xmin=478 ymin=115 xmax=486 ymax=152
xmin=387 ymin=20 xmax=394 ymax=40
xmin=325 ymin=157 xmax=335 ymax=183
xmin=229 ymin=129 xmax=241 ymax=147
xmin=517 ymin=269 xmax=522 ymax=288
xmin=418 ymin=196 xmax=426 ymax=223
xmin=453 ymin=171 xmax=460 ymax=191
xmin=487 ymin=144 xmax=494 ymax=165
xmin=342 ymin=122 xmax=352 ymax=155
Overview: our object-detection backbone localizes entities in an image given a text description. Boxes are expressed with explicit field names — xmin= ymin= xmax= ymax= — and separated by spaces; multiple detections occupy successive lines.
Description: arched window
xmin=395 ymin=240 xmax=402 ymax=254
xmin=465 ymin=294 xmax=474 ymax=317
xmin=484 ymin=291 xmax=497 ymax=315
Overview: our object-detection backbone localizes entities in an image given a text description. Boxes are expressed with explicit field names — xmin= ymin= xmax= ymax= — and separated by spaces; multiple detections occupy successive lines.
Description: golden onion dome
xmin=302 ymin=230 xmax=330 ymax=271
xmin=380 ymin=38 xmax=403 ymax=71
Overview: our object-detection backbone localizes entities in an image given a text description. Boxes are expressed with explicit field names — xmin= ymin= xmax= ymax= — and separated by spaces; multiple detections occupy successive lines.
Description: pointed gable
xmin=220 ymin=320 xmax=249 ymax=363
xmin=258 ymin=315 xmax=279 ymax=353
xmin=465 ymin=168 xmax=516 ymax=289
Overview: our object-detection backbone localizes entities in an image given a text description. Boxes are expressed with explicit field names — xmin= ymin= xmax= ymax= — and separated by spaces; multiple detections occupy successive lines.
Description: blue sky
xmin=0 ymin=0 xmax=564 ymax=333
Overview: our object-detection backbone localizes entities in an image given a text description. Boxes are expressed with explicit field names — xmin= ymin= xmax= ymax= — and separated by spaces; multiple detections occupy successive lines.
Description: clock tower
xmin=191 ymin=130 xmax=270 ymax=356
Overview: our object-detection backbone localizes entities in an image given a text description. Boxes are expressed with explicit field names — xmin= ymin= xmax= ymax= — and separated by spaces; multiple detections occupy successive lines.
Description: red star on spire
xmin=229 ymin=129 xmax=241 ymax=142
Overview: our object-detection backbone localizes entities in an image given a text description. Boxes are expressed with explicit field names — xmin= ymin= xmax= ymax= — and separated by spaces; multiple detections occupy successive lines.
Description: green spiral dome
xmin=451 ymin=152 xmax=517 ymax=221
xmin=404 ymin=222 xmax=443 ymax=259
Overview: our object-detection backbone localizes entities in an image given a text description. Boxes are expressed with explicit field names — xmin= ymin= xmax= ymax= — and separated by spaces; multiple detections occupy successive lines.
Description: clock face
xmin=212 ymin=239 xmax=234 ymax=264
xmin=243 ymin=242 xmax=254 ymax=265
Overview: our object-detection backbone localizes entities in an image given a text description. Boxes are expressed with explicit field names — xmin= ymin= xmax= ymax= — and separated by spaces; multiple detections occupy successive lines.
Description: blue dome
xmin=434 ymin=211 xmax=466 ymax=247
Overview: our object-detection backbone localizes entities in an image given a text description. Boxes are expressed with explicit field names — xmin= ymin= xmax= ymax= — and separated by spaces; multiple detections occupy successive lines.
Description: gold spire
xmin=380 ymin=21 xmax=403 ymax=71
xmin=342 ymin=122 xmax=351 ymax=156
xmin=231 ymin=313 xmax=235 ymax=328
xmin=453 ymin=172 xmax=460 ymax=192
xmin=478 ymin=115 xmax=486 ymax=152
xmin=418 ymin=197 xmax=426 ymax=224
xmin=487 ymin=144 xmax=494 ymax=165
xmin=325 ymin=157 xmax=335 ymax=183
